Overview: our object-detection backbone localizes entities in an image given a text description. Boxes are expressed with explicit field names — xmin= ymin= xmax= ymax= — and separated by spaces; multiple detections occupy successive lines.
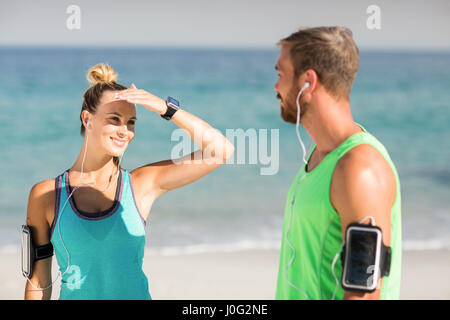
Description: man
xmin=274 ymin=26 xmax=402 ymax=300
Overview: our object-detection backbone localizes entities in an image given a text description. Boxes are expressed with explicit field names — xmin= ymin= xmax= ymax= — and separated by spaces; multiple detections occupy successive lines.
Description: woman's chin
xmin=111 ymin=148 xmax=126 ymax=157
xmin=103 ymin=145 xmax=126 ymax=158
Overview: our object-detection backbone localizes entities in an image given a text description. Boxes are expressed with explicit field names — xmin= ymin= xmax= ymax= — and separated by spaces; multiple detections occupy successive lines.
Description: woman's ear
xmin=82 ymin=111 xmax=92 ymax=130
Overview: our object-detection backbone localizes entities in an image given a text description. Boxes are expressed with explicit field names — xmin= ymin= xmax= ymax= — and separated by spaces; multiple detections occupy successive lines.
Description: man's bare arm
xmin=330 ymin=144 xmax=396 ymax=300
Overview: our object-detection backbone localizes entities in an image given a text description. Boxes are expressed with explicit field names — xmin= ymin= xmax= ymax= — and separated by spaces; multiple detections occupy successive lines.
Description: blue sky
xmin=1 ymin=0 xmax=449 ymax=51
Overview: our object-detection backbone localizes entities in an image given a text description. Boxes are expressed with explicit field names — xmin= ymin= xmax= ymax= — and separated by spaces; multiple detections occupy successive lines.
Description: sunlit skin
xmin=24 ymin=83 xmax=235 ymax=299
xmin=71 ymin=89 xmax=138 ymax=187
xmin=274 ymin=44 xmax=306 ymax=123
xmin=274 ymin=45 xmax=397 ymax=300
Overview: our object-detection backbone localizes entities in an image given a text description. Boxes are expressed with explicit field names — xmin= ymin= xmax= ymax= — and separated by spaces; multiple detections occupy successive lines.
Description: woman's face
xmin=86 ymin=90 xmax=137 ymax=157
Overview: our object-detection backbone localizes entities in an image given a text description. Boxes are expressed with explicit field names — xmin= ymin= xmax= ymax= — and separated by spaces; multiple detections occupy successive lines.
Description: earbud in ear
xmin=87 ymin=120 xmax=91 ymax=130
xmin=303 ymin=82 xmax=310 ymax=90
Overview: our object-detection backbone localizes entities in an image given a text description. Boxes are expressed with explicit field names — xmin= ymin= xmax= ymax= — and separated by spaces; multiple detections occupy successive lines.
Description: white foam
xmin=0 ymin=243 xmax=20 ymax=254
xmin=144 ymin=239 xmax=450 ymax=256
xmin=403 ymin=239 xmax=450 ymax=251
xmin=144 ymin=240 xmax=280 ymax=256
xmin=2 ymin=238 xmax=449 ymax=257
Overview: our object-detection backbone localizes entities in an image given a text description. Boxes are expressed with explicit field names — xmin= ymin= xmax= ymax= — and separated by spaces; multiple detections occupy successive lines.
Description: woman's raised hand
xmin=114 ymin=83 xmax=168 ymax=115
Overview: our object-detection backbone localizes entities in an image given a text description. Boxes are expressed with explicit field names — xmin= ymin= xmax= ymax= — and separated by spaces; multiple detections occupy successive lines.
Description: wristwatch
xmin=161 ymin=96 xmax=180 ymax=120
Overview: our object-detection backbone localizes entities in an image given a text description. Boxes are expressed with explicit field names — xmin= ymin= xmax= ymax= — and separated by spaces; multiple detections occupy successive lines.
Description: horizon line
xmin=0 ymin=44 xmax=450 ymax=54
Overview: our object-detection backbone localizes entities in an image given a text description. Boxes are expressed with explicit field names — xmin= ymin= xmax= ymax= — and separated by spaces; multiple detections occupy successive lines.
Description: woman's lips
xmin=111 ymin=137 xmax=126 ymax=147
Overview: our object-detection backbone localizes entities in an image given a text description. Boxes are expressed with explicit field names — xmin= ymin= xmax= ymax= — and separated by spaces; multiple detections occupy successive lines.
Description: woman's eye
xmin=110 ymin=117 xmax=135 ymax=126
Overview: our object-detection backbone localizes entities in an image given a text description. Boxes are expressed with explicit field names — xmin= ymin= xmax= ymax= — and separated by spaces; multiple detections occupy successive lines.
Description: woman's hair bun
xmin=86 ymin=63 xmax=117 ymax=84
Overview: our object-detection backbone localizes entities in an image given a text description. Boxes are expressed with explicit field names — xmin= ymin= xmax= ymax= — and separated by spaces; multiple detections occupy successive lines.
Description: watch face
xmin=167 ymin=97 xmax=179 ymax=108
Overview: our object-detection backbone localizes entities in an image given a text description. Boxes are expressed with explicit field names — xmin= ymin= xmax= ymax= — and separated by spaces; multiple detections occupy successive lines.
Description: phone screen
xmin=21 ymin=227 xmax=31 ymax=277
xmin=345 ymin=229 xmax=378 ymax=287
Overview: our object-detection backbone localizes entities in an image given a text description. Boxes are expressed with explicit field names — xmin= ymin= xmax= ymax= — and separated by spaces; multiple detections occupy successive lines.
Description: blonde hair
xmin=278 ymin=26 xmax=359 ymax=101
xmin=86 ymin=63 xmax=118 ymax=84
xmin=79 ymin=63 xmax=128 ymax=170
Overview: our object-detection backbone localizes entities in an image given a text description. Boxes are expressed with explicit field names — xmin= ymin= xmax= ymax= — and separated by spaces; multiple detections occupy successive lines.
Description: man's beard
xmin=279 ymin=86 xmax=308 ymax=124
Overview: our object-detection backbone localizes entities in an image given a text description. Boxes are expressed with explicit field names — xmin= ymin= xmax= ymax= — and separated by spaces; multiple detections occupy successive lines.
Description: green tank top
xmin=275 ymin=123 xmax=402 ymax=300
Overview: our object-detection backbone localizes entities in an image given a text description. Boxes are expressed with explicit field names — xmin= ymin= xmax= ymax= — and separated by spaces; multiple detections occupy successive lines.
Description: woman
xmin=24 ymin=63 xmax=235 ymax=300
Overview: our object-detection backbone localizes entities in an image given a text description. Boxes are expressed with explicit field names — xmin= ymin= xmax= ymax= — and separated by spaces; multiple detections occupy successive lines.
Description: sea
xmin=0 ymin=47 xmax=449 ymax=255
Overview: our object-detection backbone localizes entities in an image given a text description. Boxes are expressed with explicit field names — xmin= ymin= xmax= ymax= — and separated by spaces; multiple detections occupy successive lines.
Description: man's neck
xmin=302 ymin=97 xmax=362 ymax=158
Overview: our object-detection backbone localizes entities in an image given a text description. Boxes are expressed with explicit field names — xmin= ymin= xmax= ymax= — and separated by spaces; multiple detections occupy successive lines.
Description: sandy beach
xmin=1 ymin=248 xmax=449 ymax=300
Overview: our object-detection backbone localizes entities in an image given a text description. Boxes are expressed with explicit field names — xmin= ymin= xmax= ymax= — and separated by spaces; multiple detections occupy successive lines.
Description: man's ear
xmin=298 ymin=69 xmax=318 ymax=92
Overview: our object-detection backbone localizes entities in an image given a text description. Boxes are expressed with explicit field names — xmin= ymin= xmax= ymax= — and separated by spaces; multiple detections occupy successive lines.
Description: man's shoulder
xmin=334 ymin=143 xmax=395 ymax=184
xmin=331 ymin=143 xmax=397 ymax=211
xmin=338 ymin=143 xmax=385 ymax=169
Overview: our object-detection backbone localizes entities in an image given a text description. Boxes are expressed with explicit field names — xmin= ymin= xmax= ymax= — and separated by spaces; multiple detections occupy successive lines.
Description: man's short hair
xmin=278 ymin=26 xmax=359 ymax=101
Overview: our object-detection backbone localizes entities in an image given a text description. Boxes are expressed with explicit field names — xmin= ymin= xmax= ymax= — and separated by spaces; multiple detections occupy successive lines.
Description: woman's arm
xmin=24 ymin=180 xmax=54 ymax=300
xmin=118 ymin=85 xmax=235 ymax=199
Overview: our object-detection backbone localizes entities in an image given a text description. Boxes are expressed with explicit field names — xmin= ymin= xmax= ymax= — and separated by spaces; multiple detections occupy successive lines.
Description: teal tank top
xmin=276 ymin=123 xmax=402 ymax=300
xmin=50 ymin=168 xmax=151 ymax=300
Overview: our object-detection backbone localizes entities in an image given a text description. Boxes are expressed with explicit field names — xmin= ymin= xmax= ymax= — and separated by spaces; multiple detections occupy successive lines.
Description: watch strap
xmin=161 ymin=97 xmax=180 ymax=120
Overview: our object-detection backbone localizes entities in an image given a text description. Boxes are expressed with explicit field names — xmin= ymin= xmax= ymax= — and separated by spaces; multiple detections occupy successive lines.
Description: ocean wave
xmin=402 ymin=239 xmax=450 ymax=251
xmin=143 ymin=239 xmax=450 ymax=256
xmin=2 ymin=238 xmax=449 ymax=256
xmin=144 ymin=240 xmax=281 ymax=256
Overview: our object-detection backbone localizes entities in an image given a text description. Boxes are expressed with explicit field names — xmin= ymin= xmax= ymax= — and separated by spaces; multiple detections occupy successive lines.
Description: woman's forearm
xmin=116 ymin=86 xmax=235 ymax=162
xmin=171 ymin=108 xmax=234 ymax=161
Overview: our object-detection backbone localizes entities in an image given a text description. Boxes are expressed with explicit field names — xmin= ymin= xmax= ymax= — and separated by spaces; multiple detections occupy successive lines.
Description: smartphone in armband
xmin=340 ymin=223 xmax=391 ymax=293
xmin=21 ymin=225 xmax=54 ymax=279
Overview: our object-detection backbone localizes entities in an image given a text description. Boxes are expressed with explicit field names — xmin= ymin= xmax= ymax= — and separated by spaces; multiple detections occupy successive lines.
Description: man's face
xmin=274 ymin=45 xmax=305 ymax=124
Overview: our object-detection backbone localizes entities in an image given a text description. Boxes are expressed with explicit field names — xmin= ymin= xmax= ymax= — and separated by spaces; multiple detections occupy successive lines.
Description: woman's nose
xmin=118 ymin=125 xmax=128 ymax=137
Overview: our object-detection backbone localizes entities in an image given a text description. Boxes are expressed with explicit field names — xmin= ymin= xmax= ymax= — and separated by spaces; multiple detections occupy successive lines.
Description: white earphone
xmin=295 ymin=82 xmax=311 ymax=164
xmin=285 ymin=81 xmax=312 ymax=299
xmin=25 ymin=115 xmax=126 ymax=291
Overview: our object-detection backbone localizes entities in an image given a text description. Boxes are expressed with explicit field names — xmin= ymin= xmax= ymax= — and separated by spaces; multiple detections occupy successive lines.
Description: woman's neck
xmin=70 ymin=153 xmax=118 ymax=184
